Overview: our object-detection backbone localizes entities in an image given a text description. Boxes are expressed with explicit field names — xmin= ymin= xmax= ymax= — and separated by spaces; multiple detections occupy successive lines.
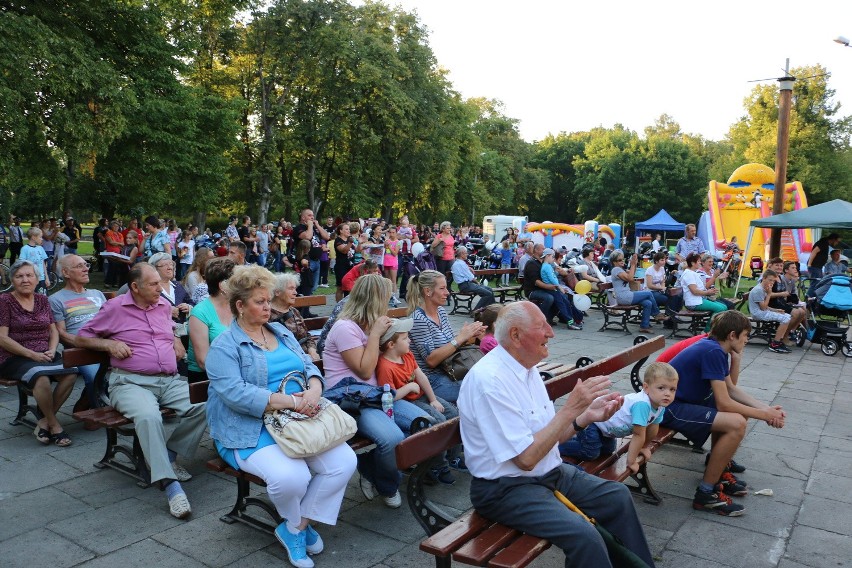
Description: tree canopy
xmin=2 ymin=2 xmax=850 ymax=229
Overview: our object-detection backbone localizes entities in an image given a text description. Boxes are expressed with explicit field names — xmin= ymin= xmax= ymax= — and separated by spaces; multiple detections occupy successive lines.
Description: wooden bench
xmin=472 ymin=268 xmax=522 ymax=304
xmin=595 ymin=282 xmax=642 ymax=334
xmin=188 ymin=370 xmax=380 ymax=534
xmin=0 ymin=378 xmax=40 ymax=428
xmin=665 ymin=287 xmax=710 ymax=338
xmin=395 ymin=335 xmax=666 ymax=568
xmin=65 ymin=347 xmax=179 ymax=487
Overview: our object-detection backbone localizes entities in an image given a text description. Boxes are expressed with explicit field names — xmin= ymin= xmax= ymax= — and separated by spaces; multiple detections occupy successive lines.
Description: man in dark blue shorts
xmin=662 ymin=311 xmax=786 ymax=516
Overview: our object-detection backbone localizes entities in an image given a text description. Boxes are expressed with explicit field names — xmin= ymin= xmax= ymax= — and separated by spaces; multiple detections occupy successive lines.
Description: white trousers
xmin=235 ymin=442 xmax=357 ymax=525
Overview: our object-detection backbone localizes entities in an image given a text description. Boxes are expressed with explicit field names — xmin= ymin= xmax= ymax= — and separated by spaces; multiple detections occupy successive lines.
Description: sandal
xmin=50 ymin=431 xmax=73 ymax=447
xmin=638 ymin=328 xmax=654 ymax=334
xmin=34 ymin=426 xmax=51 ymax=445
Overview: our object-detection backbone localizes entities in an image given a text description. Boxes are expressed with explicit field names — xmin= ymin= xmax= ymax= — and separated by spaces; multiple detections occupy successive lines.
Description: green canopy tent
xmin=736 ymin=199 xmax=852 ymax=295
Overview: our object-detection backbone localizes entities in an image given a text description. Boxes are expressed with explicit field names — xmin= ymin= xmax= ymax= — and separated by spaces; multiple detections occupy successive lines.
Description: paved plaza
xmin=1 ymin=301 xmax=850 ymax=568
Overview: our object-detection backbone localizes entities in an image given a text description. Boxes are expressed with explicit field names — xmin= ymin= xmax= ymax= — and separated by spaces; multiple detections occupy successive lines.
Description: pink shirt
xmin=479 ymin=334 xmax=498 ymax=355
xmin=321 ymin=319 xmax=375 ymax=388
xmin=440 ymin=235 xmax=455 ymax=261
xmin=79 ymin=293 xmax=178 ymax=375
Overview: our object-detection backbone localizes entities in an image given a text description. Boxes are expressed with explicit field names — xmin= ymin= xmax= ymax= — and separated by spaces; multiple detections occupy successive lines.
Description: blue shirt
xmin=668 ymin=338 xmax=729 ymax=405
xmin=540 ymin=262 xmax=559 ymax=286
xmin=451 ymin=258 xmax=475 ymax=285
xmin=20 ymin=245 xmax=48 ymax=280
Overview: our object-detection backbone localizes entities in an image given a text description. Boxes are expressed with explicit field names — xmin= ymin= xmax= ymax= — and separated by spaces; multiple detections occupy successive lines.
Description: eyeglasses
xmin=71 ymin=262 xmax=90 ymax=270
xmin=155 ymin=263 xmax=174 ymax=269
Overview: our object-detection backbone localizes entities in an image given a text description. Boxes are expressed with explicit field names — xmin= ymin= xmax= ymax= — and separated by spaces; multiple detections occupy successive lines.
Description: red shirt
xmin=376 ymin=351 xmax=420 ymax=401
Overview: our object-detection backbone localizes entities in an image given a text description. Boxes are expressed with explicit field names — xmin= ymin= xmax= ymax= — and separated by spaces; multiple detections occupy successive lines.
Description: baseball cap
xmin=542 ymin=248 xmax=555 ymax=257
xmin=380 ymin=318 xmax=414 ymax=344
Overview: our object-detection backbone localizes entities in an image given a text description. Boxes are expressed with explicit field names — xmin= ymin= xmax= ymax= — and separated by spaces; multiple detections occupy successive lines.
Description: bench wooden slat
xmin=63 ymin=348 xmax=109 ymax=368
xmin=0 ymin=378 xmax=18 ymax=387
xmin=544 ymin=335 xmax=664 ymax=400
xmin=303 ymin=316 xmax=329 ymax=331
xmin=395 ymin=417 xmax=461 ymax=471
xmin=293 ymin=295 xmax=327 ymax=308
xmin=453 ymin=523 xmax=520 ymax=565
xmin=487 ymin=535 xmax=552 ymax=568
xmin=420 ymin=510 xmax=491 ymax=556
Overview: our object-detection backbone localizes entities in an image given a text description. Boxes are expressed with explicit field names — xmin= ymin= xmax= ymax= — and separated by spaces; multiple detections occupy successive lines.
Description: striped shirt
xmin=409 ymin=306 xmax=454 ymax=384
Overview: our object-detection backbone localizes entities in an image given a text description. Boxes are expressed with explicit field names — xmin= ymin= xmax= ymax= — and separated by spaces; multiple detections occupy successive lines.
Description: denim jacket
xmin=205 ymin=321 xmax=324 ymax=449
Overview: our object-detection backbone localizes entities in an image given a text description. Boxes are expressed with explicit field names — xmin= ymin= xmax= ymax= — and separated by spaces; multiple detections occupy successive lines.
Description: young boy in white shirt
xmin=559 ymin=362 xmax=678 ymax=474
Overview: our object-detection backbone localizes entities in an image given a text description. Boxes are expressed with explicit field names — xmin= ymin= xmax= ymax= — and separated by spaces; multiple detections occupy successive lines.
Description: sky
xmin=385 ymin=0 xmax=852 ymax=142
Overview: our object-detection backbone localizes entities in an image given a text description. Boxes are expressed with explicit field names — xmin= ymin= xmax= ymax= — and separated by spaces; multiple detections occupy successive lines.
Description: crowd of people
xmin=1 ymin=207 xmax=845 ymax=567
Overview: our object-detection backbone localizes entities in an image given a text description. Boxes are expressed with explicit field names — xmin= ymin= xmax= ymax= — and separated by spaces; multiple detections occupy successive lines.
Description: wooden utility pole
xmin=769 ymin=59 xmax=795 ymax=259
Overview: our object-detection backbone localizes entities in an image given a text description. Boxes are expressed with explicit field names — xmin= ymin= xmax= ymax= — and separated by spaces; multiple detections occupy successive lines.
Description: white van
xmin=482 ymin=215 xmax=528 ymax=245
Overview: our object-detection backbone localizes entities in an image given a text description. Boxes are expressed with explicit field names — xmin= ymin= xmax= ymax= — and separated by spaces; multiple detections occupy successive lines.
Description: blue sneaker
xmin=274 ymin=523 xmax=314 ymax=568
xmin=448 ymin=456 xmax=468 ymax=472
xmin=305 ymin=524 xmax=324 ymax=555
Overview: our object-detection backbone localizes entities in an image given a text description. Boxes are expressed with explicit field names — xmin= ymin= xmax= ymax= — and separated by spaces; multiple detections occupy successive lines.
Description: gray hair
xmin=272 ymin=271 xmax=300 ymax=295
xmin=494 ymin=301 xmax=535 ymax=345
xmin=440 ymin=221 xmax=452 ymax=230
xmin=148 ymin=252 xmax=172 ymax=268
xmin=610 ymin=250 xmax=625 ymax=264
xmin=9 ymin=259 xmax=37 ymax=279
xmin=455 ymin=245 xmax=468 ymax=257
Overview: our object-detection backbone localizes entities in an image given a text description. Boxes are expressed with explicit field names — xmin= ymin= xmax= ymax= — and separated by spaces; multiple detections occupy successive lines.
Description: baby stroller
xmin=749 ymin=256 xmax=764 ymax=280
xmin=796 ymin=274 xmax=852 ymax=357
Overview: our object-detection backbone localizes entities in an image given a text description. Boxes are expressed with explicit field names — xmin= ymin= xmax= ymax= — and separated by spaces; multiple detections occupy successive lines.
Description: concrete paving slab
xmin=795 ymin=494 xmax=852 ymax=536
xmin=54 ymin=469 xmax=153 ymax=508
xmin=668 ymin=516 xmax=784 ymax=567
xmin=74 ymin=538 xmax=208 ymax=568
xmin=812 ymin=446 xmax=852 ymax=477
xmin=0 ymin=485 xmax=93 ymax=541
xmin=805 ymin=471 xmax=852 ymax=505
xmin=740 ymin=431 xmax=819 ymax=462
xmin=47 ymin=498 xmax=184 ymax=555
xmin=783 ymin=525 xmax=852 ymax=567
xmin=0 ymin=453 xmax=87 ymax=493
xmin=656 ymin=550 xmax=733 ymax=567
xmin=151 ymin=510 xmax=275 ymax=567
xmin=0 ymin=527 xmax=95 ymax=568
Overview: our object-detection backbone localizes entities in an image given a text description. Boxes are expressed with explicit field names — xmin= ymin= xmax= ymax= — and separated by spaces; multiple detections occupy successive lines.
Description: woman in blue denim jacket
xmin=206 ymin=265 xmax=356 ymax=568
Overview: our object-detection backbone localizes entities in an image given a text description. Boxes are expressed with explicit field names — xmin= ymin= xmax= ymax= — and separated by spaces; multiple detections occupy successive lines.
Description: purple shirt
xmin=0 ymin=293 xmax=52 ymax=365
xmin=79 ymin=293 xmax=178 ymax=375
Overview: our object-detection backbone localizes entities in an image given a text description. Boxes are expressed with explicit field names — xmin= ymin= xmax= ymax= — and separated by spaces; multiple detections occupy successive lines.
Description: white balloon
xmin=573 ymin=294 xmax=592 ymax=312
xmin=573 ymin=264 xmax=589 ymax=275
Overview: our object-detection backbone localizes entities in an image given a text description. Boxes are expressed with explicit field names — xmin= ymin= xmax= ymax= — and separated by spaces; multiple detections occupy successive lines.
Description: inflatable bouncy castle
xmin=522 ymin=221 xmax=622 ymax=251
xmin=698 ymin=163 xmax=813 ymax=276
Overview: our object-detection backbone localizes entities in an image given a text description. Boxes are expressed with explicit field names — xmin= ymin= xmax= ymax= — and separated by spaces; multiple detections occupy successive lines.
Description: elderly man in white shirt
xmin=458 ymin=301 xmax=656 ymax=567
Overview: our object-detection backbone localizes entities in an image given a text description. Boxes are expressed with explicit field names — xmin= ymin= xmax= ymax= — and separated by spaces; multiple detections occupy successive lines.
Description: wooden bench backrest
xmin=63 ymin=348 xmax=110 ymax=368
xmin=304 ymin=317 xmax=329 ymax=331
xmin=544 ymin=335 xmax=664 ymax=400
xmin=396 ymin=334 xmax=666 ymax=470
xmin=597 ymin=282 xmax=613 ymax=291
xmin=293 ymin=295 xmax=327 ymax=308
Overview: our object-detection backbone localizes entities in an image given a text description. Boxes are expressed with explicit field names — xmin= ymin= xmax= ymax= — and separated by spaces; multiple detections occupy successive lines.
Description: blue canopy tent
xmin=634 ymin=209 xmax=685 ymax=251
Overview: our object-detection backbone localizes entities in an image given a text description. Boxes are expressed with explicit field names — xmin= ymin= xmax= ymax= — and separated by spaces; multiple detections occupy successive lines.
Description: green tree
xmin=724 ymin=65 xmax=852 ymax=202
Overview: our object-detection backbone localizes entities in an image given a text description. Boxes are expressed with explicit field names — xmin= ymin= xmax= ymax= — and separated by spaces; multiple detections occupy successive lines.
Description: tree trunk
xmin=193 ymin=211 xmax=208 ymax=232
xmin=258 ymin=173 xmax=271 ymax=226
xmin=63 ymin=158 xmax=74 ymax=218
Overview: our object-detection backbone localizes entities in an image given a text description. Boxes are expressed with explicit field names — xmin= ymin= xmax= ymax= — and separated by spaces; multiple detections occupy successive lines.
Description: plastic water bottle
xmin=381 ymin=384 xmax=394 ymax=418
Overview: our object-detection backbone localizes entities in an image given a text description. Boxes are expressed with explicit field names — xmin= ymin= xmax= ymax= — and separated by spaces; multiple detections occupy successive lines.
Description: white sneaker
xmin=168 ymin=492 xmax=192 ymax=519
xmin=383 ymin=491 xmax=402 ymax=509
xmin=170 ymin=462 xmax=192 ymax=482
xmin=359 ymin=476 xmax=377 ymax=500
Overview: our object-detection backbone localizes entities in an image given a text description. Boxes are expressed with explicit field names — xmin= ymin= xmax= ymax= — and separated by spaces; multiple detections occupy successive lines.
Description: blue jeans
xmin=528 ymin=289 xmax=555 ymax=319
xmin=558 ymin=424 xmax=617 ymax=460
xmin=630 ymin=290 xmax=660 ymax=328
xmin=273 ymin=251 xmax=282 ymax=272
xmin=548 ymin=290 xmax=577 ymax=323
xmin=309 ymin=259 xmax=321 ymax=293
xmin=390 ymin=398 xmax=431 ymax=435
xmin=353 ymin=407 xmax=405 ymax=496
xmin=650 ymin=290 xmax=668 ymax=309
xmin=807 ymin=266 xmax=823 ymax=297
xmin=428 ymin=373 xmax=461 ymax=403
xmin=458 ymin=280 xmax=496 ymax=311
xmin=257 ymin=252 xmax=268 ymax=268
xmin=79 ymin=363 xmax=101 ymax=408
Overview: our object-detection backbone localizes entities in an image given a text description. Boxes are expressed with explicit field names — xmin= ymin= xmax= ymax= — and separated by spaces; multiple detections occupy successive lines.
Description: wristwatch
xmin=450 ymin=339 xmax=459 ymax=350
xmin=572 ymin=419 xmax=586 ymax=432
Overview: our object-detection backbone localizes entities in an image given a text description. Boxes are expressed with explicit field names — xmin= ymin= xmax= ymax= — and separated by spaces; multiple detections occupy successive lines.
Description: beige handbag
xmin=263 ymin=371 xmax=357 ymax=458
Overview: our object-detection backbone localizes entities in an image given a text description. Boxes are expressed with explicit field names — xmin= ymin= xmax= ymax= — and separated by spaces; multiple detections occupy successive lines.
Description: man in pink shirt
xmin=77 ymin=263 xmax=206 ymax=520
